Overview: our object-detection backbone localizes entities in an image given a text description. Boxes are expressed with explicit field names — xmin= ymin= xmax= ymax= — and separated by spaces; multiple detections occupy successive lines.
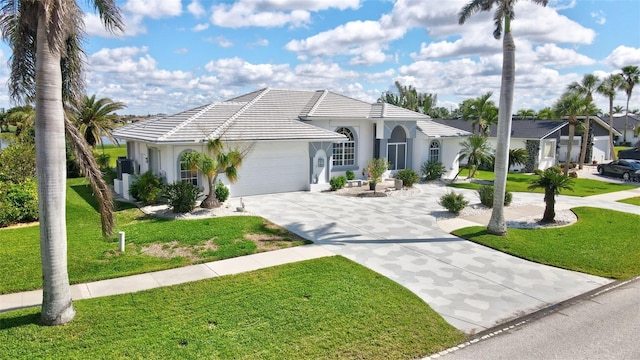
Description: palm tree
xmin=568 ymin=74 xmax=599 ymax=169
xmin=597 ymin=74 xmax=623 ymax=160
xmin=508 ymin=148 xmax=528 ymax=171
xmin=0 ymin=0 xmax=123 ymax=325
xmin=379 ymin=81 xmax=438 ymax=115
xmin=69 ymin=94 xmax=126 ymax=148
xmin=459 ymin=0 xmax=549 ymax=236
xmin=516 ymin=108 xmax=535 ymax=120
xmin=537 ymin=107 xmax=555 ymax=120
xmin=619 ymin=65 xmax=640 ymax=143
xmin=461 ymin=92 xmax=497 ymax=134
xmin=458 ymin=134 xmax=493 ymax=178
xmin=613 ymin=105 xmax=624 ymax=114
xmin=181 ymin=139 xmax=250 ymax=208
xmin=527 ymin=166 xmax=574 ymax=223
xmin=553 ymin=92 xmax=589 ymax=175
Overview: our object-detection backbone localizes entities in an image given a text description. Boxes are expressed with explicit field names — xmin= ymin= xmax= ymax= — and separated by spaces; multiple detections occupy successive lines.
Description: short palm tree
xmin=553 ymin=92 xmax=588 ymax=175
xmin=537 ymin=107 xmax=555 ymax=120
xmin=458 ymin=134 xmax=493 ymax=178
xmin=459 ymin=0 xmax=549 ymax=236
xmin=0 ymin=0 xmax=123 ymax=326
xmin=517 ymin=108 xmax=535 ymax=120
xmin=181 ymin=139 xmax=250 ymax=208
xmin=69 ymin=94 xmax=126 ymax=148
xmin=527 ymin=167 xmax=574 ymax=223
xmin=461 ymin=92 xmax=496 ymax=134
xmin=619 ymin=65 xmax=640 ymax=143
xmin=508 ymin=148 xmax=528 ymax=171
xmin=597 ymin=74 xmax=623 ymax=160
xmin=568 ymin=74 xmax=599 ymax=170
xmin=613 ymin=105 xmax=625 ymax=114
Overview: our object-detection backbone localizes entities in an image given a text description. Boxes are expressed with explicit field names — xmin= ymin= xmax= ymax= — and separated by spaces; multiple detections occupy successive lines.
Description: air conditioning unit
xmin=116 ymin=158 xmax=135 ymax=180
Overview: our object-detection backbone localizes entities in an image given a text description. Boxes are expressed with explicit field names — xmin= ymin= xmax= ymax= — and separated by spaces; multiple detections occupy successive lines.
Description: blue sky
xmin=0 ymin=0 xmax=639 ymax=115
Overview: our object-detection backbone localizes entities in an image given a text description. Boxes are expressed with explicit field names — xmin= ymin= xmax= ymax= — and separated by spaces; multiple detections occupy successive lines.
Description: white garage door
xmin=229 ymin=141 xmax=309 ymax=197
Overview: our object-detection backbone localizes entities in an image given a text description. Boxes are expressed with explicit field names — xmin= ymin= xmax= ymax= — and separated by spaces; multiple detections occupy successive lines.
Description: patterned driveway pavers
xmin=243 ymin=186 xmax=613 ymax=334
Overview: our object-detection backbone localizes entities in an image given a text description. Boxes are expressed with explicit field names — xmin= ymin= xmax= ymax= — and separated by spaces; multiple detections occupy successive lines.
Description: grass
xmin=618 ymin=196 xmax=640 ymax=206
xmin=0 ymin=178 xmax=309 ymax=294
xmin=96 ymin=144 xmax=127 ymax=167
xmin=452 ymin=207 xmax=640 ymax=280
xmin=0 ymin=257 xmax=465 ymax=359
xmin=448 ymin=168 xmax=636 ymax=196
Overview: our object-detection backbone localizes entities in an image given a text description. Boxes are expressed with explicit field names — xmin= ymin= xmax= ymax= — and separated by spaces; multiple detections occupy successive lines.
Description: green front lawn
xmin=0 ymin=257 xmax=465 ymax=359
xmin=448 ymin=169 xmax=636 ymax=196
xmin=0 ymin=178 xmax=309 ymax=294
xmin=453 ymin=207 xmax=640 ymax=279
xmin=618 ymin=196 xmax=640 ymax=206
xmin=96 ymin=144 xmax=127 ymax=167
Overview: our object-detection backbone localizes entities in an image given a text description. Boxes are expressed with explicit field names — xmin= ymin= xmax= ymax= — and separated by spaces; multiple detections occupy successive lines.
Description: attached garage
xmin=228 ymin=142 xmax=310 ymax=197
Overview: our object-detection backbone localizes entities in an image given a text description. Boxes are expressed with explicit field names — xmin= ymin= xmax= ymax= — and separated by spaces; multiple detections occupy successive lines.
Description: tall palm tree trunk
xmin=564 ymin=123 xmax=575 ymax=175
xmin=487 ymin=28 xmax=515 ymax=236
xmin=608 ymin=98 xmax=616 ymax=160
xmin=578 ymin=116 xmax=590 ymax=169
xmin=35 ymin=19 xmax=75 ymax=325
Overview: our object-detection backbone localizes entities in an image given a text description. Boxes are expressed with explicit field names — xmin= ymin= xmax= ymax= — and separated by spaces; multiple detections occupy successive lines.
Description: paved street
xmin=440 ymin=278 xmax=640 ymax=360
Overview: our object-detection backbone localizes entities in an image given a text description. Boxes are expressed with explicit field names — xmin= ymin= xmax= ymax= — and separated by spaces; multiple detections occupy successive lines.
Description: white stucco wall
xmin=310 ymin=120 xmax=375 ymax=178
xmin=414 ymin=134 xmax=465 ymax=179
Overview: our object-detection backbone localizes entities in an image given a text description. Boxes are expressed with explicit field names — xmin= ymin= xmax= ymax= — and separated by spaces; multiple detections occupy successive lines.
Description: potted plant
xmin=367 ymin=158 xmax=390 ymax=191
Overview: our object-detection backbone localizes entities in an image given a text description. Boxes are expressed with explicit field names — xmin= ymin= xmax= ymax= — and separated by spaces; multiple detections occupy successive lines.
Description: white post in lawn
xmin=119 ymin=232 xmax=126 ymax=252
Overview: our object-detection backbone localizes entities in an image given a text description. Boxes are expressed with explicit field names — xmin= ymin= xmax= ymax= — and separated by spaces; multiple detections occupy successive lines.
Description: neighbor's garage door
xmin=229 ymin=141 xmax=309 ymax=197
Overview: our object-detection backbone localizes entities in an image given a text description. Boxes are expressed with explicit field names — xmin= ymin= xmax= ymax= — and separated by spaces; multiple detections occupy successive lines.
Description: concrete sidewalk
xmin=0 ymin=245 xmax=333 ymax=313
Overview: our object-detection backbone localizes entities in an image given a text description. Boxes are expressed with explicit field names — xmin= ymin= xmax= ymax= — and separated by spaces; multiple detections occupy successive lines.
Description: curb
xmin=422 ymin=276 xmax=640 ymax=359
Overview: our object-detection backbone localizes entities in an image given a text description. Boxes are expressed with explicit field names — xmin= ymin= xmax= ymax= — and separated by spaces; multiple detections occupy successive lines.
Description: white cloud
xmin=123 ymin=0 xmax=182 ymax=19
xmin=192 ymin=23 xmax=210 ymax=32
xmin=248 ymin=39 xmax=269 ymax=48
xmin=210 ymin=0 xmax=360 ymax=28
xmin=532 ymin=43 xmax=595 ymax=68
xmin=604 ymin=46 xmax=640 ymax=69
xmin=205 ymin=36 xmax=234 ymax=48
xmin=174 ymin=48 xmax=189 ymax=54
xmin=188 ymin=0 xmax=206 ymax=18
xmin=591 ymin=10 xmax=606 ymax=25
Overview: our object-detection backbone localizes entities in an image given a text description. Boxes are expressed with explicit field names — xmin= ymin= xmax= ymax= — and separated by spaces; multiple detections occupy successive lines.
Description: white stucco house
xmin=112 ymin=88 xmax=469 ymax=198
xmin=557 ymin=116 xmax=621 ymax=165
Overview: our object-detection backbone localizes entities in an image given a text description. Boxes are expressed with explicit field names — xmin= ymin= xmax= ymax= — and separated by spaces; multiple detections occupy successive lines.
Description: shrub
xmin=439 ymin=191 xmax=468 ymax=215
xmin=165 ymin=181 xmax=200 ymax=213
xmin=330 ymin=175 xmax=347 ymax=191
xmin=129 ymin=171 xmax=164 ymax=205
xmin=477 ymin=185 xmax=512 ymax=208
xmin=395 ymin=169 xmax=419 ymax=187
xmin=0 ymin=179 xmax=39 ymax=227
xmin=214 ymin=181 xmax=230 ymax=203
xmin=367 ymin=158 xmax=390 ymax=183
xmin=421 ymin=161 xmax=446 ymax=180
xmin=345 ymin=170 xmax=355 ymax=180
xmin=568 ymin=171 xmax=578 ymax=178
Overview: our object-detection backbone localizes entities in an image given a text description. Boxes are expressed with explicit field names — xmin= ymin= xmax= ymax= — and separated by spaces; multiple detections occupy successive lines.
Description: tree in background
xmin=613 ymin=105 xmax=624 ymax=114
xmin=619 ymin=65 xmax=640 ymax=144
xmin=516 ymin=108 xmax=536 ymax=120
xmin=379 ymin=81 xmax=439 ymax=116
xmin=458 ymin=134 xmax=493 ymax=179
xmin=0 ymin=0 xmax=123 ymax=325
xmin=597 ymin=74 xmax=623 ymax=160
xmin=553 ymin=92 xmax=589 ymax=175
xmin=459 ymin=0 xmax=549 ymax=236
xmin=537 ymin=107 xmax=555 ymax=119
xmin=508 ymin=148 xmax=528 ymax=171
xmin=69 ymin=94 xmax=126 ymax=148
xmin=6 ymin=104 xmax=35 ymax=137
xmin=460 ymin=92 xmax=498 ymax=135
xmin=568 ymin=74 xmax=599 ymax=169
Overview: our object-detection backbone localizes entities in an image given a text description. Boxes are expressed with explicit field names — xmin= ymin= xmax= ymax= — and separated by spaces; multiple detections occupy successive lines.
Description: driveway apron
xmin=243 ymin=187 xmax=611 ymax=334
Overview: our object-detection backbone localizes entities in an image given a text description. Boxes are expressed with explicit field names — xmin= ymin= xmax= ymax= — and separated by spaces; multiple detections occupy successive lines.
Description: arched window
xmin=429 ymin=141 xmax=440 ymax=163
xmin=333 ymin=127 xmax=356 ymax=166
xmin=179 ymin=150 xmax=199 ymax=186
xmin=387 ymin=126 xmax=407 ymax=170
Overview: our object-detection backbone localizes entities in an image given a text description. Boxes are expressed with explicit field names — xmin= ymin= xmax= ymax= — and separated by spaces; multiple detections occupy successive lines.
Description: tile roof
xmin=430 ymin=118 xmax=569 ymax=139
xmin=416 ymin=120 xmax=470 ymax=138
xmin=114 ymin=88 xmax=462 ymax=143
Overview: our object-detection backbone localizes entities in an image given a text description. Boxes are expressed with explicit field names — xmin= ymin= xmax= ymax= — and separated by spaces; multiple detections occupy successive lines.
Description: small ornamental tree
xmin=181 ymin=139 xmax=251 ymax=208
xmin=527 ymin=167 xmax=575 ymax=223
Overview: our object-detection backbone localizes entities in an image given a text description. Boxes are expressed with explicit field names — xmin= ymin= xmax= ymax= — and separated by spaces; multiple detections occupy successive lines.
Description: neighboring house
xmin=558 ymin=116 xmax=621 ymax=164
xmin=610 ymin=114 xmax=640 ymax=146
xmin=431 ymin=118 xmax=567 ymax=172
xmin=112 ymin=88 xmax=470 ymax=198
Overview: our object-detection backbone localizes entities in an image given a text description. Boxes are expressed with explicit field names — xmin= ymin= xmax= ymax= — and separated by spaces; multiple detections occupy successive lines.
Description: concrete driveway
xmin=243 ymin=184 xmax=611 ymax=334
